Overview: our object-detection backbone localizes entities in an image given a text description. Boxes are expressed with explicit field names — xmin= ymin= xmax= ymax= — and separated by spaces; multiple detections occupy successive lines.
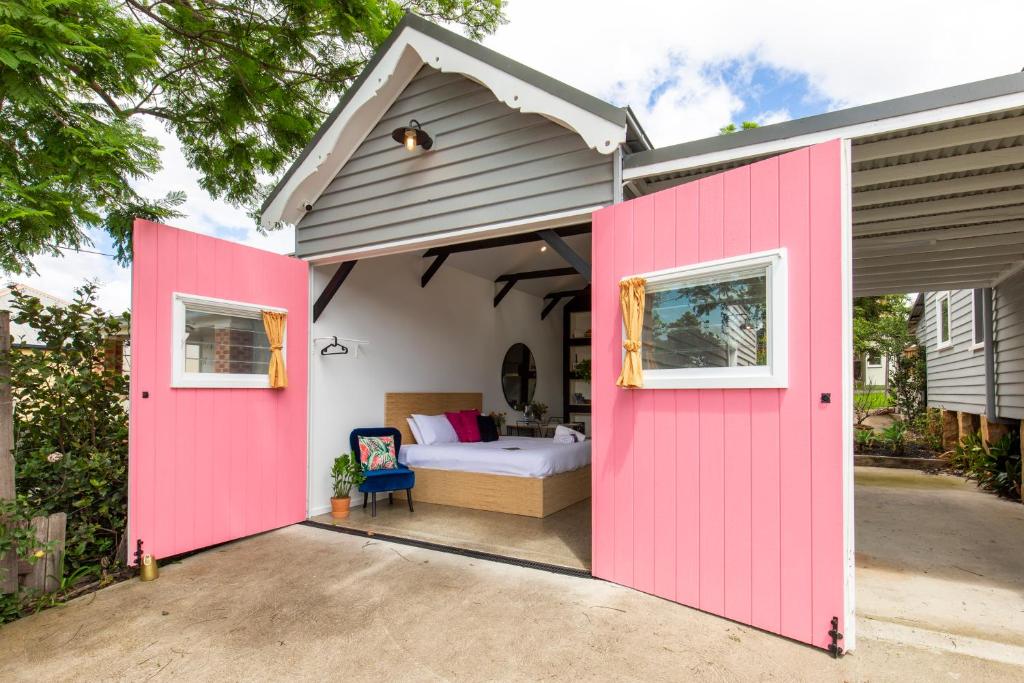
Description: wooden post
xmin=1 ymin=311 xmax=17 ymax=594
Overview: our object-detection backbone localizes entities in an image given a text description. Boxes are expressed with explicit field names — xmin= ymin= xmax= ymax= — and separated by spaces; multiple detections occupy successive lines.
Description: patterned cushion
xmin=358 ymin=435 xmax=397 ymax=471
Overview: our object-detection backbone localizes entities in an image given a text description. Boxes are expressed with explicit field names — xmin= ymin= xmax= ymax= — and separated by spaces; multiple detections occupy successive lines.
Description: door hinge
xmin=828 ymin=616 xmax=844 ymax=658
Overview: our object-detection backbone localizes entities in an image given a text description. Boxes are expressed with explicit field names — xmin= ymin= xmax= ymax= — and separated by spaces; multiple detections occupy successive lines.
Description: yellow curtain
xmin=261 ymin=311 xmax=288 ymax=389
xmin=616 ymin=277 xmax=647 ymax=389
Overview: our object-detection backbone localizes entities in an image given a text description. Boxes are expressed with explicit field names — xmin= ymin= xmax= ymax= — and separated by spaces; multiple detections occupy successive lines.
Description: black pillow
xmin=476 ymin=414 xmax=499 ymax=442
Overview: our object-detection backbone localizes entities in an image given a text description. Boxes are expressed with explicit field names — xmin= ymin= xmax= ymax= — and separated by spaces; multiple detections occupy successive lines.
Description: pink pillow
xmin=445 ymin=409 xmax=481 ymax=442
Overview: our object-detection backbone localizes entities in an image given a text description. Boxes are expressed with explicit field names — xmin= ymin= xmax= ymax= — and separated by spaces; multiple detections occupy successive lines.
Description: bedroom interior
xmin=307 ymin=225 xmax=595 ymax=572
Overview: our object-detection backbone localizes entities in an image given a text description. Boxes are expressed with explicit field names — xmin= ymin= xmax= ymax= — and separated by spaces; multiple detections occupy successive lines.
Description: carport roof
xmin=625 ymin=72 xmax=1024 ymax=173
xmin=621 ymin=73 xmax=1024 ymax=297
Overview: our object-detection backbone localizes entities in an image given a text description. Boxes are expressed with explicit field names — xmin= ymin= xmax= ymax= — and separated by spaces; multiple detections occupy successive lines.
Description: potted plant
xmin=330 ymin=451 xmax=366 ymax=519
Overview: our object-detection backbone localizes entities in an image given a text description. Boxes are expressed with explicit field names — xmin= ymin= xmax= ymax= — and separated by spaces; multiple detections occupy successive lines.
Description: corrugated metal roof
xmin=624 ymin=72 xmax=1024 ymax=170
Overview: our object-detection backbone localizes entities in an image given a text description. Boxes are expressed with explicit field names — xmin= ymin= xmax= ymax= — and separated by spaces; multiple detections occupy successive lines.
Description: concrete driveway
xmin=2 ymin=523 xmax=1021 ymax=682
xmin=855 ymin=466 xmax=1024 ymax=666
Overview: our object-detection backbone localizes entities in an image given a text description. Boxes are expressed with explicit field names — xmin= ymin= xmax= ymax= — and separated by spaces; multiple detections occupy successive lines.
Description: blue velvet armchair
xmin=349 ymin=427 xmax=415 ymax=517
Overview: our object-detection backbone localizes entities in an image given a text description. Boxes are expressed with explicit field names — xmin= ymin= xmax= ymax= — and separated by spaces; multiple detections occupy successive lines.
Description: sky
xmin=8 ymin=0 xmax=1024 ymax=312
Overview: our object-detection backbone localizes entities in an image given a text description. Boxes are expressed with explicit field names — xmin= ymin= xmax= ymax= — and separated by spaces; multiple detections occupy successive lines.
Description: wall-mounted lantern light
xmin=391 ymin=119 xmax=433 ymax=152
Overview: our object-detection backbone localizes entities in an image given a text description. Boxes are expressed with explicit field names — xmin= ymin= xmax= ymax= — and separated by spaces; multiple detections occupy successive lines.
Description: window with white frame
xmin=866 ymin=353 xmax=883 ymax=367
xmin=936 ymin=292 xmax=952 ymax=348
xmin=636 ymin=248 xmax=788 ymax=389
xmin=971 ymin=288 xmax=986 ymax=348
xmin=172 ymin=293 xmax=285 ymax=388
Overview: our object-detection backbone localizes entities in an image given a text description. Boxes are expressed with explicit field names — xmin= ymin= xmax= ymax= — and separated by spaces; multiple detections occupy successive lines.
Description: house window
xmin=636 ymin=248 xmax=787 ymax=389
xmin=971 ymin=288 xmax=986 ymax=348
xmin=866 ymin=353 xmax=883 ymax=367
xmin=171 ymin=293 xmax=285 ymax=388
xmin=936 ymin=292 xmax=952 ymax=349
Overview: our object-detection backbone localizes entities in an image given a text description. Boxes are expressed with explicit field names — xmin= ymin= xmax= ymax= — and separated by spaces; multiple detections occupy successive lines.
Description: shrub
xmin=881 ymin=420 xmax=908 ymax=457
xmin=4 ymin=283 xmax=129 ymax=578
xmin=911 ymin=408 xmax=944 ymax=453
xmin=854 ymin=427 xmax=877 ymax=451
xmin=888 ymin=350 xmax=926 ymax=423
xmin=949 ymin=431 xmax=1022 ymax=500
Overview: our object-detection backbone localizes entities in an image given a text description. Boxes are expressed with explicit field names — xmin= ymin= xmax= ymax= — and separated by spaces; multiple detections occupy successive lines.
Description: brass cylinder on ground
xmin=139 ymin=553 xmax=159 ymax=581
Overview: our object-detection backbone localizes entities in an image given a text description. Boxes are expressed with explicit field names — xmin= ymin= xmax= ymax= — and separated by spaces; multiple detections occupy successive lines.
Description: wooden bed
xmin=385 ymin=392 xmax=591 ymax=518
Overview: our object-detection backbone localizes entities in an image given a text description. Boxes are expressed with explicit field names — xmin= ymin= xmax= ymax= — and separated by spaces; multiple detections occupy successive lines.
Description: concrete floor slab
xmin=855 ymin=466 xmax=1024 ymax=665
xmin=1 ymin=524 xmax=1022 ymax=681
xmin=310 ymin=499 xmax=591 ymax=571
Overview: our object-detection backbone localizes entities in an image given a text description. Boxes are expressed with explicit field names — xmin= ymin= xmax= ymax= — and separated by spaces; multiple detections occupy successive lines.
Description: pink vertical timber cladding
xmin=809 ymin=141 xmax=847 ymax=648
xmin=778 ymin=148 xmax=814 ymax=644
xmin=128 ymin=220 xmax=309 ymax=562
xmin=631 ymin=194 xmax=656 ymax=596
xmin=748 ymin=156 xmax=782 ymax=633
xmin=590 ymin=140 xmax=847 ymax=650
xmin=651 ymin=188 xmax=677 ymax=601
xmin=673 ymin=182 xmax=701 ymax=608
xmin=589 ymin=206 xmax=615 ymax=580
xmin=722 ymin=166 xmax=753 ymax=625
xmin=611 ymin=200 xmax=635 ymax=587
xmin=697 ymin=174 xmax=725 ymax=616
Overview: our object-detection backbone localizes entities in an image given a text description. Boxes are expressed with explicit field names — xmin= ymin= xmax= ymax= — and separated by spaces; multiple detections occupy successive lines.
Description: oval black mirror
xmin=501 ymin=343 xmax=536 ymax=412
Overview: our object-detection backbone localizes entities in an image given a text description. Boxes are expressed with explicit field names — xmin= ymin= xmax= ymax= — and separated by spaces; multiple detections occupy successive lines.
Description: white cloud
xmin=9 ymin=0 xmax=1022 ymax=309
xmin=484 ymin=0 xmax=1024 ymax=144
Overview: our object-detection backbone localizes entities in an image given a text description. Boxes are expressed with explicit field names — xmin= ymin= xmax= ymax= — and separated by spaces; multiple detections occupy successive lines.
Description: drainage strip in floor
xmin=300 ymin=519 xmax=593 ymax=579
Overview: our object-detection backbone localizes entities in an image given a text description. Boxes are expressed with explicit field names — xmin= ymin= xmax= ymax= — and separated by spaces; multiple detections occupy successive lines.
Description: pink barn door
xmin=591 ymin=140 xmax=852 ymax=651
xmin=128 ymin=220 xmax=309 ymax=562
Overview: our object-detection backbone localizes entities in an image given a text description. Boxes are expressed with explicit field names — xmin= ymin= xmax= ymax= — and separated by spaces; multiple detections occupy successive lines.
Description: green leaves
xmin=4 ymin=283 xmax=130 ymax=577
xmin=1 ymin=0 xmax=505 ymax=273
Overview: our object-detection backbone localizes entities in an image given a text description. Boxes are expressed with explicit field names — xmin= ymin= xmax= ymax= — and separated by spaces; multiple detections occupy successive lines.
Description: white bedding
xmin=399 ymin=437 xmax=590 ymax=478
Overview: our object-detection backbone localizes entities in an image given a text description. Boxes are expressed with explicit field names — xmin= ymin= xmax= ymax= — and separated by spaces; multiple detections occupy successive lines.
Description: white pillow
xmin=406 ymin=417 xmax=425 ymax=445
xmin=411 ymin=414 xmax=459 ymax=446
xmin=554 ymin=424 xmax=585 ymax=443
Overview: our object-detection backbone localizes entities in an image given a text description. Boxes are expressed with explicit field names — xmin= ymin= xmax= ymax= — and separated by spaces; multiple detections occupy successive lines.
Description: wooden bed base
xmin=385 ymin=392 xmax=592 ymax=518
xmin=394 ymin=465 xmax=591 ymax=518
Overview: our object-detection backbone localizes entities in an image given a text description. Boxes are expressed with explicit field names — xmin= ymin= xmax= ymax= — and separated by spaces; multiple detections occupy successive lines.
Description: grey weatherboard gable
xmin=262 ymin=12 xmax=635 ymax=219
xmin=294 ymin=67 xmax=614 ymax=258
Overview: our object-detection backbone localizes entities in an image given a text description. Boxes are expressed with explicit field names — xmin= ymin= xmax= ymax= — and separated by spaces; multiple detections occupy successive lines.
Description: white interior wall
xmin=307 ymin=252 xmax=564 ymax=515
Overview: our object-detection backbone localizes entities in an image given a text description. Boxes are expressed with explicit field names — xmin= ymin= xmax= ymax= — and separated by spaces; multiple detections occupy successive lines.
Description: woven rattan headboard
xmin=384 ymin=392 xmax=483 ymax=444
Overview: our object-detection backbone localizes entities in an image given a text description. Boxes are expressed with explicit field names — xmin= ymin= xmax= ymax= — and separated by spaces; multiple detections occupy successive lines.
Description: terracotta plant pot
xmin=330 ymin=496 xmax=351 ymax=519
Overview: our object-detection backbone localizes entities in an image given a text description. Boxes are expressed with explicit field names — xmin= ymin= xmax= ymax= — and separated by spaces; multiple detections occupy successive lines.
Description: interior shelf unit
xmin=563 ymin=294 xmax=591 ymax=436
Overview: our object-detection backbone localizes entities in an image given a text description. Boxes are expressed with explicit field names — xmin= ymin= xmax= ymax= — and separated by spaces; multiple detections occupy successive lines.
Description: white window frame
xmin=935 ymin=291 xmax=953 ymax=350
xmin=866 ymin=353 xmax=883 ymax=368
xmin=171 ymin=292 xmax=287 ymax=389
xmin=970 ymin=288 xmax=986 ymax=351
xmin=625 ymin=248 xmax=788 ymax=389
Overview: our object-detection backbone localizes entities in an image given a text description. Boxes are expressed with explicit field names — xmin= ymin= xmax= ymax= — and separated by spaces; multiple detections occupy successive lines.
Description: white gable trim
xmin=261 ymin=27 xmax=626 ymax=228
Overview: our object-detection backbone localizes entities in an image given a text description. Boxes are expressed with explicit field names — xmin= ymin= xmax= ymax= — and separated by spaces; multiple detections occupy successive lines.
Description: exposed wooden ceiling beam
xmin=854 ymin=188 xmax=1024 ymax=224
xmin=495 ymin=267 xmax=578 ymax=282
xmin=422 ymin=224 xmax=590 ymax=257
xmin=540 ymin=286 xmax=590 ymax=320
xmin=853 ymin=148 xmax=1024 ymax=188
xmin=493 ymin=280 xmax=516 ymax=308
xmin=421 ymin=252 xmax=448 ymax=287
xmin=536 ymin=229 xmax=592 ymax=282
xmin=852 ymin=170 xmax=1024 ymax=208
xmin=313 ymin=261 xmax=357 ymax=323
xmin=852 ymin=117 xmax=1024 ymax=163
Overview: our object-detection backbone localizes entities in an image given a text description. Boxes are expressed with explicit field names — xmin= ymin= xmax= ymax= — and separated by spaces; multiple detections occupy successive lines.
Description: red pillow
xmin=445 ymin=409 xmax=481 ymax=442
